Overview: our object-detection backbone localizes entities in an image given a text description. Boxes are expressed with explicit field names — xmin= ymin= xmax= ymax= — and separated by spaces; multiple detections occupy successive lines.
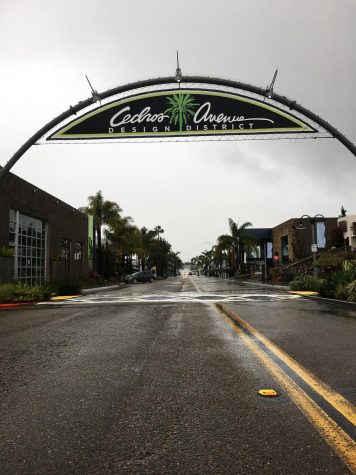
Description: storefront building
xmin=0 ymin=171 xmax=88 ymax=284
xmin=337 ymin=215 xmax=356 ymax=251
xmin=239 ymin=228 xmax=273 ymax=280
xmin=271 ymin=217 xmax=338 ymax=264
xmin=240 ymin=217 xmax=340 ymax=280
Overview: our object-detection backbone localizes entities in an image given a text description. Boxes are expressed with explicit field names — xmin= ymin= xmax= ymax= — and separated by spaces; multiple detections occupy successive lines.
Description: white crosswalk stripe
xmin=39 ymin=292 xmax=301 ymax=305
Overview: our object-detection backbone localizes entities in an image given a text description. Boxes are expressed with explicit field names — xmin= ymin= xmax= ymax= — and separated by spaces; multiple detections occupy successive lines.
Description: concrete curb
xmin=241 ymin=280 xmax=289 ymax=290
xmin=81 ymin=284 xmax=126 ymax=295
xmin=300 ymin=294 xmax=356 ymax=309
xmin=241 ymin=280 xmax=356 ymax=308
xmin=213 ymin=277 xmax=289 ymax=291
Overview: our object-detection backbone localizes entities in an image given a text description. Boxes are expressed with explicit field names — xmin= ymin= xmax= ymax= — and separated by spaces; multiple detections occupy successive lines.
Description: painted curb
xmin=288 ymin=291 xmax=320 ymax=296
xmin=0 ymin=302 xmax=32 ymax=308
xmin=301 ymin=294 xmax=356 ymax=309
xmin=49 ymin=295 xmax=80 ymax=301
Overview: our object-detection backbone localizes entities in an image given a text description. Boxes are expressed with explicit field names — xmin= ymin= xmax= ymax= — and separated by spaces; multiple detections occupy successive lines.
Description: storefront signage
xmin=47 ymin=88 xmax=315 ymax=141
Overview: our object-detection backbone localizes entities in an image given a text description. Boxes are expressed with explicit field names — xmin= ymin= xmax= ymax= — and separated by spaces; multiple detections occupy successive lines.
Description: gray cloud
xmin=1 ymin=0 xmax=355 ymax=261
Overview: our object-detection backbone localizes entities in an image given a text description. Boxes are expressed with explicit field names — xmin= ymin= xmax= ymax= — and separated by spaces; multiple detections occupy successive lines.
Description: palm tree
xmin=148 ymin=237 xmax=171 ymax=277
xmin=217 ymin=234 xmax=234 ymax=275
xmin=165 ymin=93 xmax=198 ymax=131
xmin=168 ymin=251 xmax=182 ymax=276
xmin=228 ymin=218 xmax=253 ymax=274
xmin=106 ymin=215 xmax=140 ymax=275
xmin=191 ymin=256 xmax=198 ymax=267
xmin=154 ymin=225 xmax=164 ymax=240
xmin=137 ymin=227 xmax=156 ymax=270
xmin=80 ymin=190 xmax=122 ymax=274
xmin=213 ymin=242 xmax=228 ymax=277
xmin=199 ymin=249 xmax=214 ymax=275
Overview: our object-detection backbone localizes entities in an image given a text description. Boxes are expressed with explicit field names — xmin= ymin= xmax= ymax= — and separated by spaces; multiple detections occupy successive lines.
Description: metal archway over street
xmin=0 ymin=76 xmax=355 ymax=184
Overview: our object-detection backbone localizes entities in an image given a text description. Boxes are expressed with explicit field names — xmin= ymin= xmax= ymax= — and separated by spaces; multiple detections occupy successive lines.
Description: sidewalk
xmin=241 ymin=280 xmax=289 ymax=291
xmin=241 ymin=279 xmax=356 ymax=308
xmin=81 ymin=283 xmax=126 ymax=295
xmin=47 ymin=283 xmax=126 ymax=302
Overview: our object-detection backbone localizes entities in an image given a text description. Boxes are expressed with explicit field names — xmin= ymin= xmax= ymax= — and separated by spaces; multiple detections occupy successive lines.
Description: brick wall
xmin=272 ymin=217 xmax=338 ymax=263
xmin=0 ymin=171 xmax=88 ymax=280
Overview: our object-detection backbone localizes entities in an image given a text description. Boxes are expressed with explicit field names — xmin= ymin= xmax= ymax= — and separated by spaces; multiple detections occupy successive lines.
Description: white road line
xmin=38 ymin=292 xmax=301 ymax=305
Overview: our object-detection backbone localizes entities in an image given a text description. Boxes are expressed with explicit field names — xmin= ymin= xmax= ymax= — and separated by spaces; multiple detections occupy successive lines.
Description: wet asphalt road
xmin=0 ymin=276 xmax=355 ymax=474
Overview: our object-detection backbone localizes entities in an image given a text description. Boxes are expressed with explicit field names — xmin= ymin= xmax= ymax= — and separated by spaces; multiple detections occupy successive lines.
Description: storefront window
xmin=15 ymin=213 xmax=46 ymax=285
xmin=9 ymin=209 xmax=16 ymax=246
xmin=61 ymin=239 xmax=71 ymax=273
xmin=74 ymin=242 xmax=83 ymax=261
xmin=74 ymin=242 xmax=83 ymax=273
xmin=281 ymin=235 xmax=289 ymax=264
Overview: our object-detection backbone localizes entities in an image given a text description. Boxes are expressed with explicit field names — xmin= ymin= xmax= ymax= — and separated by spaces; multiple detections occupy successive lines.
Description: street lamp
xmin=297 ymin=214 xmax=325 ymax=278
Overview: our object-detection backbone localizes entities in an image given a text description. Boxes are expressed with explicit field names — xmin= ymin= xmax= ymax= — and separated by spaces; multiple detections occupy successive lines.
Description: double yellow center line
xmin=216 ymin=303 xmax=356 ymax=473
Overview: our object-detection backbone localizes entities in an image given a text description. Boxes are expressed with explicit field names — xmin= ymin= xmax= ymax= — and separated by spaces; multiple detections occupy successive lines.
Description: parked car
xmin=124 ymin=271 xmax=155 ymax=284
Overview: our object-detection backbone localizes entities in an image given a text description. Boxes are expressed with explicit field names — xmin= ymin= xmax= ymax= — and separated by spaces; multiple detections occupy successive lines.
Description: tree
xmin=137 ymin=227 xmax=157 ymax=270
xmin=198 ymin=249 xmax=214 ymax=275
xmin=148 ymin=238 xmax=171 ymax=277
xmin=154 ymin=225 xmax=164 ymax=240
xmin=106 ymin=215 xmax=139 ymax=276
xmin=168 ymin=251 xmax=183 ymax=276
xmin=216 ymin=234 xmax=234 ymax=275
xmin=228 ymin=218 xmax=253 ymax=274
xmin=80 ymin=190 xmax=122 ymax=274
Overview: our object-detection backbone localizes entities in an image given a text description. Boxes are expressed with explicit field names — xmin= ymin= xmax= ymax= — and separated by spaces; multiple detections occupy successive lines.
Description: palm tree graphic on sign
xmin=164 ymin=93 xmax=199 ymax=131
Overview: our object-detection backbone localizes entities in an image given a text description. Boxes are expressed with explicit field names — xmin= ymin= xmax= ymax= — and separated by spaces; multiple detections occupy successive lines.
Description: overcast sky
xmin=1 ymin=0 xmax=355 ymax=261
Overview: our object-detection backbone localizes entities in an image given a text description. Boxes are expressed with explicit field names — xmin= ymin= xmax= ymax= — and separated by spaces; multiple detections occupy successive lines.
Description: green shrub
xmin=0 ymin=283 xmax=15 ymax=303
xmin=334 ymin=282 xmax=347 ymax=300
xmin=317 ymin=253 xmax=343 ymax=271
xmin=342 ymin=260 xmax=356 ymax=272
xmin=320 ymin=267 xmax=356 ymax=299
xmin=79 ymin=275 xmax=106 ymax=289
xmin=346 ymin=280 xmax=356 ymax=302
xmin=290 ymin=273 xmax=324 ymax=292
xmin=291 ymin=264 xmax=356 ymax=300
xmin=13 ymin=282 xmax=51 ymax=302
xmin=0 ymin=247 xmax=14 ymax=257
xmin=53 ymin=276 xmax=82 ymax=295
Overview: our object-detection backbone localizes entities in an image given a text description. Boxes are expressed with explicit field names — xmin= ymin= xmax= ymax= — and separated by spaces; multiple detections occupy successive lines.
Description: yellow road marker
xmin=219 ymin=307 xmax=356 ymax=473
xmin=288 ymin=291 xmax=319 ymax=296
xmin=258 ymin=389 xmax=278 ymax=397
xmin=50 ymin=295 xmax=80 ymax=301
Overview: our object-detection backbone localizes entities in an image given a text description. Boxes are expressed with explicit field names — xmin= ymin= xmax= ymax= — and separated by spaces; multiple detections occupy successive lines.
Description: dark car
xmin=124 ymin=271 xmax=155 ymax=284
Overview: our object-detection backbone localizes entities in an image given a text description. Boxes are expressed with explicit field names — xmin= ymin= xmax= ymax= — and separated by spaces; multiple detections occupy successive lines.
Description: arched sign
xmin=0 ymin=76 xmax=355 ymax=184
xmin=47 ymin=85 xmax=315 ymax=142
